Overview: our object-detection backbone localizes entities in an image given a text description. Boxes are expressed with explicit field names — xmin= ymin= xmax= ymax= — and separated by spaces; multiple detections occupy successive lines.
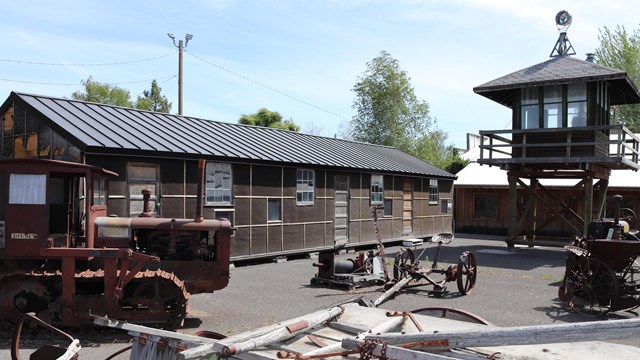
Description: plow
xmin=313 ymin=206 xmax=477 ymax=305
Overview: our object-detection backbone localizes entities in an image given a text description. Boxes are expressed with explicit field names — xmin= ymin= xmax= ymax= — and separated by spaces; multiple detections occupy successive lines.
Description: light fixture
xmin=167 ymin=33 xmax=175 ymax=40
xmin=555 ymin=10 xmax=572 ymax=28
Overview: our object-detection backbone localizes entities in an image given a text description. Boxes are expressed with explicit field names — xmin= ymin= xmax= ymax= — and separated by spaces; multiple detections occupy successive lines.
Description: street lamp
xmin=168 ymin=33 xmax=193 ymax=115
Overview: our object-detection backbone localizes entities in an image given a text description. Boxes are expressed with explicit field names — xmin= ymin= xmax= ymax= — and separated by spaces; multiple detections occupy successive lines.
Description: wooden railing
xmin=478 ymin=124 xmax=640 ymax=170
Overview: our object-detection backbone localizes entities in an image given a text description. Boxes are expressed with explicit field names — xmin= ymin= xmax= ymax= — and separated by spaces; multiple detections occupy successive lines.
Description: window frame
xmin=473 ymin=193 xmax=499 ymax=220
xmin=127 ymin=162 xmax=159 ymax=217
xmin=267 ymin=198 xmax=282 ymax=223
xmin=519 ymin=84 xmax=588 ymax=129
xmin=296 ymin=169 xmax=315 ymax=206
xmin=9 ymin=174 xmax=47 ymax=205
xmin=370 ymin=174 xmax=384 ymax=206
xmin=205 ymin=162 xmax=233 ymax=206
xmin=428 ymin=179 xmax=439 ymax=205
xmin=383 ymin=198 xmax=393 ymax=216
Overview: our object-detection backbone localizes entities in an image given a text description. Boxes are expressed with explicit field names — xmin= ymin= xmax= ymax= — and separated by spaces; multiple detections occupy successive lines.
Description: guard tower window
xmin=568 ymin=83 xmax=587 ymax=127
xmin=520 ymin=84 xmax=587 ymax=129
xmin=543 ymin=85 xmax=563 ymax=128
xmin=521 ymin=88 xmax=539 ymax=129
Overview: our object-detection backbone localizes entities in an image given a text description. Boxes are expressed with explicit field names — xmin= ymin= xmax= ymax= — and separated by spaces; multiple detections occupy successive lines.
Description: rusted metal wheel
xmin=568 ymin=257 xmax=619 ymax=316
xmin=456 ymin=251 xmax=477 ymax=295
xmin=393 ymin=248 xmax=415 ymax=280
xmin=123 ymin=273 xmax=188 ymax=328
xmin=411 ymin=306 xmax=493 ymax=326
xmin=0 ymin=276 xmax=51 ymax=322
xmin=619 ymin=258 xmax=640 ymax=310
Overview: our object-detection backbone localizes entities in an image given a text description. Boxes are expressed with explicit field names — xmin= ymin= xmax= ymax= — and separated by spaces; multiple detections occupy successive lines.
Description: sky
xmin=2 ymin=0 xmax=639 ymax=150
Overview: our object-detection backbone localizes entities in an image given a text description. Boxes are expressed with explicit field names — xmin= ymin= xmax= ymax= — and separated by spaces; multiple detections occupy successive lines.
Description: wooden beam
xmin=584 ymin=177 xmax=593 ymax=235
xmin=365 ymin=318 xmax=640 ymax=349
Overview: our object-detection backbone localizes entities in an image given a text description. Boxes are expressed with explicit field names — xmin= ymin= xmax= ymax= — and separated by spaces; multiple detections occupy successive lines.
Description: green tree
xmin=135 ymin=80 xmax=172 ymax=113
xmin=595 ymin=25 xmax=640 ymax=132
xmin=239 ymin=108 xmax=300 ymax=131
xmin=351 ymin=51 xmax=454 ymax=168
xmin=444 ymin=151 xmax=470 ymax=175
xmin=71 ymin=76 xmax=133 ymax=107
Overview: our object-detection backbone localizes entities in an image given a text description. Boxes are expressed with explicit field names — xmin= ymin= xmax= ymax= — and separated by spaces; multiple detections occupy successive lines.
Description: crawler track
xmin=0 ymin=268 xmax=188 ymax=328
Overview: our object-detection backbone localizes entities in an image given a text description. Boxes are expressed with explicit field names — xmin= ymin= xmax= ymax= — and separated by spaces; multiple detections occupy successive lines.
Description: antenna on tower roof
xmin=550 ymin=10 xmax=576 ymax=57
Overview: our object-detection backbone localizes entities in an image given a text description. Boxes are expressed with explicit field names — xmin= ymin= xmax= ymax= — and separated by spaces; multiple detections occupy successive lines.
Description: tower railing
xmin=478 ymin=124 xmax=640 ymax=170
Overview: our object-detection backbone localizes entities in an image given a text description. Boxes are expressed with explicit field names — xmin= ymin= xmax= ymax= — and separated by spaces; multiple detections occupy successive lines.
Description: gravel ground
xmin=3 ymin=234 xmax=639 ymax=359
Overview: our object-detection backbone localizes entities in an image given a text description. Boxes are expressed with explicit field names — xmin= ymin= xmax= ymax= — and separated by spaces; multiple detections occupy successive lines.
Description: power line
xmin=0 ymin=53 xmax=175 ymax=67
xmin=0 ymin=75 xmax=177 ymax=87
xmin=185 ymin=50 xmax=350 ymax=121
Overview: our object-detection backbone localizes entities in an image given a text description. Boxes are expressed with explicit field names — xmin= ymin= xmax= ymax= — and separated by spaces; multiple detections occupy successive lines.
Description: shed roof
xmin=5 ymin=92 xmax=455 ymax=179
xmin=473 ymin=55 xmax=640 ymax=108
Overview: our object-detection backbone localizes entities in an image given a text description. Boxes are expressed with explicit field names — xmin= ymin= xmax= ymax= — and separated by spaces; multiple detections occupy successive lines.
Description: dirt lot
xmin=3 ymin=235 xmax=640 ymax=359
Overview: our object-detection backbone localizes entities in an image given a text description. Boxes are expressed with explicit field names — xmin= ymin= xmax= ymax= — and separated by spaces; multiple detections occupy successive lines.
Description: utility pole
xmin=167 ymin=33 xmax=193 ymax=115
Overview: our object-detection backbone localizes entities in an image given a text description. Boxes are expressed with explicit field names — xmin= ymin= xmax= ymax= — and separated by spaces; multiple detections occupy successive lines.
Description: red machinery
xmin=0 ymin=159 xmax=233 ymax=328
xmin=559 ymin=195 xmax=640 ymax=315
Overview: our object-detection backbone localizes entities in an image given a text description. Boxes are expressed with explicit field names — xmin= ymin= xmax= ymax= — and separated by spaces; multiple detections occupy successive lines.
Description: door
xmin=403 ymin=179 xmax=413 ymax=234
xmin=334 ymin=175 xmax=349 ymax=245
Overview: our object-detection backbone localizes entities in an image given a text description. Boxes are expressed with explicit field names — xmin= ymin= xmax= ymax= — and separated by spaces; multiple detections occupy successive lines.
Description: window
xmin=568 ymin=83 xmax=587 ymax=127
xmin=474 ymin=194 xmax=498 ymax=219
xmin=214 ymin=210 xmax=235 ymax=226
xmin=440 ymin=199 xmax=449 ymax=214
xmin=383 ymin=199 xmax=393 ymax=216
xmin=521 ymin=87 xmax=539 ymax=129
xmin=429 ymin=179 xmax=439 ymax=205
xmin=371 ymin=174 xmax=384 ymax=205
xmin=520 ymin=84 xmax=588 ymax=129
xmin=93 ymin=177 xmax=107 ymax=206
xmin=268 ymin=199 xmax=281 ymax=222
xmin=296 ymin=169 xmax=315 ymax=205
xmin=543 ymin=85 xmax=563 ymax=128
xmin=206 ymin=162 xmax=233 ymax=205
xmin=128 ymin=163 xmax=159 ymax=217
xmin=9 ymin=174 xmax=46 ymax=204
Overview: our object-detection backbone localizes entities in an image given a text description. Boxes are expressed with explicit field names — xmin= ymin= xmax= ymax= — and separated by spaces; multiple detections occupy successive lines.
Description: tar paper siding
xmin=88 ymin=155 xmax=453 ymax=260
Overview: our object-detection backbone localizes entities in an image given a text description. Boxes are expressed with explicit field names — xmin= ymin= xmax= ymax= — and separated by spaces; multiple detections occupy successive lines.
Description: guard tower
xmin=473 ymin=11 xmax=640 ymax=248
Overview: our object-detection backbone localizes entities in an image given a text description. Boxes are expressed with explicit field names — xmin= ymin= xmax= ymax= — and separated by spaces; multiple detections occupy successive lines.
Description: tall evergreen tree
xmin=135 ymin=80 xmax=172 ymax=113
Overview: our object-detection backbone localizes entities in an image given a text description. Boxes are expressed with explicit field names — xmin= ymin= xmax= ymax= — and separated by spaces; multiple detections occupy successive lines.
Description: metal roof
xmin=473 ymin=55 xmax=640 ymax=108
xmin=7 ymin=92 xmax=455 ymax=179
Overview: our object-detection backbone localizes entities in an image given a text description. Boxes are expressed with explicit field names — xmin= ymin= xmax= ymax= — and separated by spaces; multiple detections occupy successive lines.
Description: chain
xmin=357 ymin=339 xmax=389 ymax=360
xmin=372 ymin=206 xmax=389 ymax=281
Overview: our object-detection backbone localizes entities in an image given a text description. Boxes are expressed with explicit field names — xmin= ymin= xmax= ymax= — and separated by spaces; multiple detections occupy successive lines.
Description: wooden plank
xmin=342 ymin=338 xmax=462 ymax=360
xmin=180 ymin=306 xmax=344 ymax=359
xmin=301 ymin=315 xmax=406 ymax=358
xmin=373 ymin=275 xmax=412 ymax=307
xmin=365 ymin=318 xmax=640 ymax=349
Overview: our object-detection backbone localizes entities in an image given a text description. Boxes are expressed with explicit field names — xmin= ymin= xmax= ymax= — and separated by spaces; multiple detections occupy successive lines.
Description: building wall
xmin=88 ymin=155 xmax=454 ymax=260
xmin=454 ymin=185 xmax=640 ymax=237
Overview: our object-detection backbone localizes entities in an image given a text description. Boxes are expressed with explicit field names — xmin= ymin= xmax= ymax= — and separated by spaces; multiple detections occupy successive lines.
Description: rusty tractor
xmin=0 ymin=158 xmax=233 ymax=328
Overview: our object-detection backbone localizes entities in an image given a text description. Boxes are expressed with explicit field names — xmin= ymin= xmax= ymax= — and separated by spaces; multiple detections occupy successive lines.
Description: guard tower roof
xmin=473 ymin=55 xmax=640 ymax=108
